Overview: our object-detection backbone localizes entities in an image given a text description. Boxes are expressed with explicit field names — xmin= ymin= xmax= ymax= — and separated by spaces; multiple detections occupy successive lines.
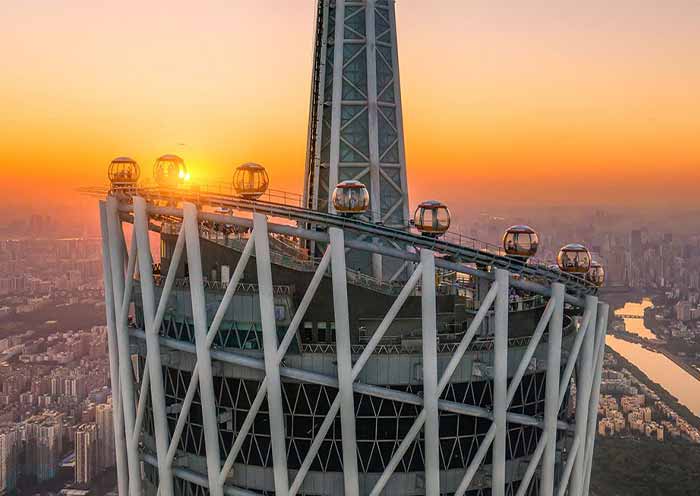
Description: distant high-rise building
xmin=675 ymin=301 xmax=692 ymax=322
xmin=0 ymin=425 xmax=19 ymax=495
xmin=627 ymin=229 xmax=643 ymax=287
xmin=630 ymin=230 xmax=642 ymax=258
xmin=95 ymin=402 xmax=115 ymax=470
xmin=64 ymin=376 xmax=87 ymax=401
xmin=22 ymin=411 xmax=64 ymax=483
xmin=607 ymin=246 xmax=627 ymax=285
xmin=75 ymin=423 xmax=98 ymax=485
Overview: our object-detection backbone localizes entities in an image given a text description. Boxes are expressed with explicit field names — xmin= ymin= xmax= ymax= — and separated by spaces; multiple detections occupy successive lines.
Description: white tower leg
xmin=570 ymin=296 xmax=598 ymax=495
xmin=492 ymin=269 xmax=510 ymax=496
xmin=253 ymin=213 xmax=291 ymax=496
xmin=583 ymin=303 xmax=610 ymax=495
xmin=329 ymin=226 xmax=360 ymax=496
xmin=183 ymin=203 xmax=224 ymax=496
xmin=541 ymin=282 xmax=565 ymax=496
xmin=106 ymin=196 xmax=142 ymax=496
xmin=420 ymin=249 xmax=440 ymax=495
xmin=99 ymin=201 xmax=129 ymax=496
xmin=133 ymin=197 xmax=174 ymax=495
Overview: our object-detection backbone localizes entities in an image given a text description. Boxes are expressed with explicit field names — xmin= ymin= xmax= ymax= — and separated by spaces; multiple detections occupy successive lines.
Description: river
xmin=613 ymin=298 xmax=655 ymax=339
xmin=606 ymin=298 xmax=700 ymax=416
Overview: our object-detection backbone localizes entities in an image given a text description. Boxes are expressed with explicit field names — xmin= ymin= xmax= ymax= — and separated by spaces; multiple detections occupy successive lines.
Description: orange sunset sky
xmin=1 ymin=0 xmax=699 ymax=213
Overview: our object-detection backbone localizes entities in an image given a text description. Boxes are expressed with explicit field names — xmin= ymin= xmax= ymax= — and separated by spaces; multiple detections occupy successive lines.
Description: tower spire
xmin=304 ymin=0 xmax=410 ymax=279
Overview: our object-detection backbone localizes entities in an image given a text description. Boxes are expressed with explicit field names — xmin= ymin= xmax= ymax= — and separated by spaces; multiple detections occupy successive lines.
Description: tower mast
xmin=304 ymin=0 xmax=410 ymax=280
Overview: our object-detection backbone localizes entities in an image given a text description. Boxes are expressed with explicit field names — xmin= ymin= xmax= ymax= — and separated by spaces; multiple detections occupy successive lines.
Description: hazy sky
xmin=1 ymin=0 xmax=699 ymax=213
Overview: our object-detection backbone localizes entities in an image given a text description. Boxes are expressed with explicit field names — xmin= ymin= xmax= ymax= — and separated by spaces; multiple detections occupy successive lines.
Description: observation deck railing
xmin=160 ymin=220 xmax=557 ymax=305
xmin=131 ymin=182 xmax=596 ymax=300
xmin=151 ymin=184 xmax=551 ymax=269
xmin=461 ymin=294 xmax=547 ymax=313
xmin=92 ymin=182 xmax=598 ymax=298
xmin=442 ymin=231 xmax=507 ymax=257
xmin=300 ymin=334 xmax=539 ymax=355
xmin=442 ymin=230 xmax=556 ymax=276
xmin=140 ymin=180 xmax=303 ymax=209
xmin=162 ymin=221 xmax=428 ymax=296
xmin=147 ymin=275 xmax=295 ymax=296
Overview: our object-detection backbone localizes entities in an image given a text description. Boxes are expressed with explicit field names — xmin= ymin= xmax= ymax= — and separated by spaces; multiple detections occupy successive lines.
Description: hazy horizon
xmin=1 ymin=0 xmax=699 ymax=211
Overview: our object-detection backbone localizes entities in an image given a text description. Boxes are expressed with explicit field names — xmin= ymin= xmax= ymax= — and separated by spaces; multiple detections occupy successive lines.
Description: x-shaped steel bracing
xmin=101 ymin=197 xmax=608 ymax=496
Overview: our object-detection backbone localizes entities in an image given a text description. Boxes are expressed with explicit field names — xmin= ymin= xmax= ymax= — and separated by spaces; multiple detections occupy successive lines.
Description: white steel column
xmin=133 ymin=197 xmax=174 ymax=495
xmin=541 ymin=282 xmax=565 ymax=496
xmin=420 ymin=249 xmax=440 ymax=495
xmin=329 ymin=227 xmax=360 ymax=496
xmin=492 ymin=269 xmax=509 ymax=496
xmin=253 ymin=213 xmax=290 ymax=496
xmin=583 ymin=303 xmax=610 ymax=496
xmin=99 ymin=202 xmax=128 ymax=496
xmin=183 ymin=203 xmax=223 ymax=496
xmin=106 ymin=196 xmax=142 ymax=496
xmin=569 ymin=296 xmax=598 ymax=495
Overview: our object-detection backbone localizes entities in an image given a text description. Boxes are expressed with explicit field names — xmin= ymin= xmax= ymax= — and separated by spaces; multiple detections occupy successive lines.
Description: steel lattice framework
xmin=304 ymin=0 xmax=411 ymax=280
xmin=100 ymin=193 xmax=609 ymax=496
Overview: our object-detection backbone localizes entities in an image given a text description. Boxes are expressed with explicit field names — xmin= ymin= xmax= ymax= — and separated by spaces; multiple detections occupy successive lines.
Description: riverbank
xmin=632 ymin=293 xmax=700 ymax=380
xmin=658 ymin=347 xmax=700 ymax=381
xmin=606 ymin=346 xmax=700 ymax=430
xmin=608 ymin=327 xmax=700 ymax=381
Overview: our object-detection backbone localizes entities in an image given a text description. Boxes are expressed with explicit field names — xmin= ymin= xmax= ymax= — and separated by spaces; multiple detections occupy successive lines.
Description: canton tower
xmin=98 ymin=2 xmax=610 ymax=496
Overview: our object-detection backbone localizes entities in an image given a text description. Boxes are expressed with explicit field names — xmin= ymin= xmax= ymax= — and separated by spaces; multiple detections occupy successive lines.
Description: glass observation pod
xmin=586 ymin=261 xmax=606 ymax=287
xmin=413 ymin=200 xmax=451 ymax=237
xmin=503 ymin=225 xmax=539 ymax=260
xmin=332 ymin=180 xmax=370 ymax=216
xmin=154 ymin=154 xmax=189 ymax=188
xmin=233 ymin=163 xmax=270 ymax=200
xmin=108 ymin=156 xmax=140 ymax=191
xmin=557 ymin=243 xmax=592 ymax=274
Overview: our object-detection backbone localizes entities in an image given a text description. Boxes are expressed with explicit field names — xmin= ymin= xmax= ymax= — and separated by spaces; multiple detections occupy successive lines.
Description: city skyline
xmin=1 ymin=0 xmax=699 ymax=210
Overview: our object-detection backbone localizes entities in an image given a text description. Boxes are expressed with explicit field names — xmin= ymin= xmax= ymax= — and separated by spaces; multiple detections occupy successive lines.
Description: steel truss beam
xmin=101 ymin=199 xmax=609 ymax=496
